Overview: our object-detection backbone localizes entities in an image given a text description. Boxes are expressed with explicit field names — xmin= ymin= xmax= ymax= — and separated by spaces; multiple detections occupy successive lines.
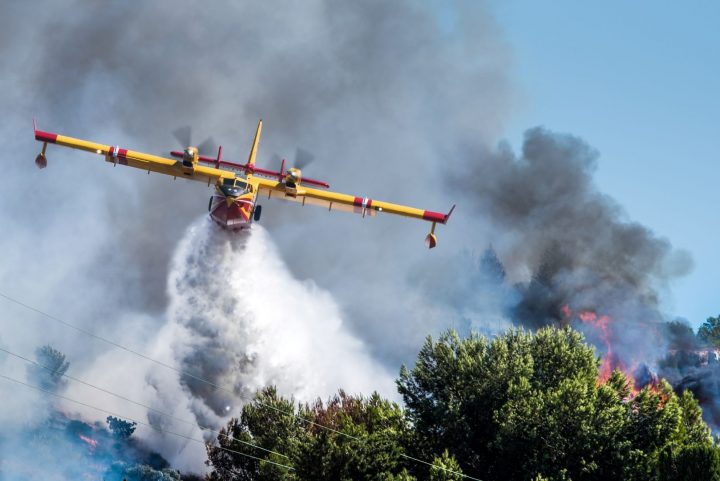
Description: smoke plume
xmin=443 ymin=128 xmax=695 ymax=398
xmin=0 ymin=0 xmax=710 ymax=475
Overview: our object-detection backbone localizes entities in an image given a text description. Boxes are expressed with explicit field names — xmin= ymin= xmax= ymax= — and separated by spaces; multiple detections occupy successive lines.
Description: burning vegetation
xmin=5 ymin=307 xmax=720 ymax=480
xmin=204 ymin=326 xmax=717 ymax=481
xmin=453 ymin=245 xmax=720 ymax=434
xmin=0 ymin=409 xmax=185 ymax=481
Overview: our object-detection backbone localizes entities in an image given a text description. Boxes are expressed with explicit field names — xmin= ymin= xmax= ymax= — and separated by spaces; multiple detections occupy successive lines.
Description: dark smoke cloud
xmin=451 ymin=127 xmax=692 ymax=323
xmin=445 ymin=129 xmax=697 ymax=425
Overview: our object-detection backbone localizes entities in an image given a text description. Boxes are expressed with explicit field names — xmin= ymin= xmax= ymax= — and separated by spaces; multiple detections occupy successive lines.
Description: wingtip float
xmin=33 ymin=119 xmax=454 ymax=248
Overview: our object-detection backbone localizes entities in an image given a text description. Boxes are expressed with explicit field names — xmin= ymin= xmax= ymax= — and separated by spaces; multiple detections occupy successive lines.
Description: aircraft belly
xmin=209 ymin=195 xmax=253 ymax=230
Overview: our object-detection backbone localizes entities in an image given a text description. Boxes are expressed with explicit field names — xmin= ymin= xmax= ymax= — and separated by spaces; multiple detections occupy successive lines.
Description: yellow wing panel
xmin=254 ymin=177 xmax=447 ymax=223
xmin=41 ymin=131 xmax=234 ymax=184
xmin=258 ymin=184 xmax=375 ymax=216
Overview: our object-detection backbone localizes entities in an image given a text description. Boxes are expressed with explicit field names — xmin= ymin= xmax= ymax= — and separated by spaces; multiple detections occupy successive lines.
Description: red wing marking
xmin=34 ymin=130 xmax=58 ymax=143
xmin=422 ymin=211 xmax=446 ymax=223
xmin=353 ymin=196 xmax=373 ymax=214
xmin=108 ymin=145 xmax=128 ymax=165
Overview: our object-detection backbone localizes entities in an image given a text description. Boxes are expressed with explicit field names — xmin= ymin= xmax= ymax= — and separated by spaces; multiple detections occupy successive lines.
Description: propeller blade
xmin=270 ymin=153 xmax=283 ymax=166
xmin=294 ymin=148 xmax=315 ymax=170
xmin=172 ymin=126 xmax=192 ymax=148
xmin=197 ymin=137 xmax=217 ymax=157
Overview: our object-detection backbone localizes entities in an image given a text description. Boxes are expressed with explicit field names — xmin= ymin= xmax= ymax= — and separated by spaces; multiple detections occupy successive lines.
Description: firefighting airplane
xmin=33 ymin=120 xmax=454 ymax=248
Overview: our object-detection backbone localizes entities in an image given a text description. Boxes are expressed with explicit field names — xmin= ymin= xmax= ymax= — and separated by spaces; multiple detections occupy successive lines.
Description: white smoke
xmin=63 ymin=217 xmax=395 ymax=473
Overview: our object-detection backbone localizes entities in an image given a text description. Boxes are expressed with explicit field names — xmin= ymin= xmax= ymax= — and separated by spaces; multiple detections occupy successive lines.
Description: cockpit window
xmin=219 ymin=178 xmax=252 ymax=197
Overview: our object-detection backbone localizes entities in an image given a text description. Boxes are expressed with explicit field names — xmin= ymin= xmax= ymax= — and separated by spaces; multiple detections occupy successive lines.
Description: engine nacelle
xmin=181 ymin=147 xmax=199 ymax=174
xmin=284 ymin=167 xmax=302 ymax=185
xmin=283 ymin=167 xmax=302 ymax=196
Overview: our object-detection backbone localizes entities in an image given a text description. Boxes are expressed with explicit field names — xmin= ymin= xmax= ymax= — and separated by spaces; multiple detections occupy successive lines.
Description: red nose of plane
xmin=209 ymin=195 xmax=254 ymax=229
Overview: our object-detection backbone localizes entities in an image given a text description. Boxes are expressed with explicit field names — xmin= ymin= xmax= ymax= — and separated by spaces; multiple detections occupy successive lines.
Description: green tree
xmin=28 ymin=344 xmax=69 ymax=391
xmin=206 ymin=388 xmax=416 ymax=481
xmin=398 ymin=326 xmax=716 ymax=481
xmin=106 ymin=462 xmax=180 ymax=481
xmin=430 ymin=450 xmax=463 ymax=481
xmin=106 ymin=416 xmax=137 ymax=440
xmin=658 ymin=444 xmax=720 ymax=481
xmin=697 ymin=315 xmax=720 ymax=346
xmin=295 ymin=391 xmax=413 ymax=481
xmin=206 ymin=387 xmax=302 ymax=481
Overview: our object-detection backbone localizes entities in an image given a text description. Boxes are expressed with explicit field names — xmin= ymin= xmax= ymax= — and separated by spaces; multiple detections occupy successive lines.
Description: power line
xmin=0 ymin=291 xmax=350 ymax=436
xmin=0 ymin=372 xmax=294 ymax=471
xmin=0 ymin=290 xmax=480 ymax=480
xmin=0 ymin=345 xmax=288 ymax=460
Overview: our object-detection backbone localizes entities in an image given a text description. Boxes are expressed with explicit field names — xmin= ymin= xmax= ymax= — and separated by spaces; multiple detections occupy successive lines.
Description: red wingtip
xmin=445 ymin=204 xmax=456 ymax=223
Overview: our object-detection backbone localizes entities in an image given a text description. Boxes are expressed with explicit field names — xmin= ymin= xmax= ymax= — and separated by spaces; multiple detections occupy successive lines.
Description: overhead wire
xmin=0 ymin=372 xmax=294 ymax=471
xmin=0 ymin=345 xmax=288 ymax=460
xmin=0 ymin=291 xmax=354 ymax=436
xmin=0 ymin=290 xmax=481 ymax=480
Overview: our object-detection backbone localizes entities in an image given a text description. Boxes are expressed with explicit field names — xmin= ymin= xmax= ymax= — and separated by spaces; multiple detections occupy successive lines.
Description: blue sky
xmin=489 ymin=1 xmax=719 ymax=327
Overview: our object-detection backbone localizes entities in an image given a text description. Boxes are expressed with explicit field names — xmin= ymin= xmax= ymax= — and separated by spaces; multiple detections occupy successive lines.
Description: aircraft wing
xmin=254 ymin=177 xmax=454 ymax=225
xmin=33 ymin=125 xmax=234 ymax=185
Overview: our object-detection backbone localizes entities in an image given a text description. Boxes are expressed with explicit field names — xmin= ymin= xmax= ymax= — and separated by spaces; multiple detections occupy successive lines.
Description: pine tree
xmin=478 ymin=246 xmax=506 ymax=286
xmin=28 ymin=345 xmax=70 ymax=391
xmin=107 ymin=416 xmax=137 ymax=440
xmin=698 ymin=315 xmax=720 ymax=347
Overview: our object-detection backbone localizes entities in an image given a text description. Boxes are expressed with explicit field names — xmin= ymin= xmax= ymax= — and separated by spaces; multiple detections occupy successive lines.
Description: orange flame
xmin=576 ymin=309 xmax=616 ymax=382
xmin=79 ymin=434 xmax=98 ymax=449
xmin=562 ymin=304 xmax=659 ymax=397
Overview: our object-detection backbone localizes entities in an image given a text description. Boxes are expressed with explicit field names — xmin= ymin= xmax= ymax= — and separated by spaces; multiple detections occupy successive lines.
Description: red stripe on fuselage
xmin=353 ymin=197 xmax=363 ymax=207
xmin=118 ymin=148 xmax=128 ymax=165
xmin=35 ymin=130 xmax=58 ymax=143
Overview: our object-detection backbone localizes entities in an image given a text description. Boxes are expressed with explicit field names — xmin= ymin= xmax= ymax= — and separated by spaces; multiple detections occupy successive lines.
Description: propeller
xmin=262 ymin=149 xmax=328 ymax=188
xmin=172 ymin=126 xmax=217 ymax=157
xmin=271 ymin=148 xmax=315 ymax=171
xmin=293 ymin=148 xmax=315 ymax=170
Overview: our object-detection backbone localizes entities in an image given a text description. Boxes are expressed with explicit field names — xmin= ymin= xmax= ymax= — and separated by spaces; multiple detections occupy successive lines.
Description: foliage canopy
xmin=206 ymin=327 xmax=717 ymax=481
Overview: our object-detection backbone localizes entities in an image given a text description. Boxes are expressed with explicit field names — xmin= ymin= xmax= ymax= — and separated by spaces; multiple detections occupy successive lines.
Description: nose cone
xmin=209 ymin=195 xmax=254 ymax=230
